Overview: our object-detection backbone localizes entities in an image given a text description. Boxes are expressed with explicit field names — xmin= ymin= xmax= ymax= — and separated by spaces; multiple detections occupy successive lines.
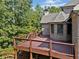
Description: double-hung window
xmin=57 ymin=24 xmax=63 ymax=35
xmin=51 ymin=24 xmax=54 ymax=34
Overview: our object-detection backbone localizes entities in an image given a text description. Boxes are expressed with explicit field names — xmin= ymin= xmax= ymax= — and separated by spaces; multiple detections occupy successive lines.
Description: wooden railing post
xmin=29 ymin=39 xmax=33 ymax=59
xmin=14 ymin=49 xmax=18 ymax=59
xmin=13 ymin=38 xmax=17 ymax=59
xmin=13 ymin=38 xmax=16 ymax=48
xmin=49 ymin=40 xmax=52 ymax=59
xmin=75 ymin=43 xmax=78 ymax=59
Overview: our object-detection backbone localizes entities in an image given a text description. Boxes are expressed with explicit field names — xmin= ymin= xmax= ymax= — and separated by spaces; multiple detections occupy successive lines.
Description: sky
xmin=32 ymin=0 xmax=70 ymax=8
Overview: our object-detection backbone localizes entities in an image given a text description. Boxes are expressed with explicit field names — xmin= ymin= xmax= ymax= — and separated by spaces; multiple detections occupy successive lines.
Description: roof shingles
xmin=41 ymin=13 xmax=58 ymax=23
xmin=64 ymin=0 xmax=79 ymax=7
xmin=40 ymin=12 xmax=69 ymax=23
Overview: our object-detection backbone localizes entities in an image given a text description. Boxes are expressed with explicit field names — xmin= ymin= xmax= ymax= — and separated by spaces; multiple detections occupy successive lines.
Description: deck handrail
xmin=13 ymin=37 xmax=75 ymax=46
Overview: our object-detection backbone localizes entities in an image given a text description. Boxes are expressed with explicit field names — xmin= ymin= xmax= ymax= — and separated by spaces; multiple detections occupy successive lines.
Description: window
xmin=51 ymin=24 xmax=54 ymax=33
xmin=57 ymin=24 xmax=63 ymax=35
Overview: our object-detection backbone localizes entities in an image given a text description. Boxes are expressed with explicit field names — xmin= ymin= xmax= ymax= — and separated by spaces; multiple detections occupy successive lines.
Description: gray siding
xmin=72 ymin=13 xmax=79 ymax=59
xmin=77 ymin=15 xmax=79 ymax=59
xmin=42 ymin=24 xmax=50 ymax=36
xmin=72 ymin=13 xmax=78 ymax=44
xmin=63 ymin=6 xmax=73 ymax=14
xmin=50 ymin=23 xmax=67 ymax=41
xmin=42 ymin=23 xmax=69 ymax=42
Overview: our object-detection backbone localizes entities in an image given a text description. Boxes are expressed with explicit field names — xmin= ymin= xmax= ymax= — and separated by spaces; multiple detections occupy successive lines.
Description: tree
xmin=48 ymin=6 xmax=62 ymax=13
xmin=0 ymin=0 xmax=43 ymax=48
xmin=26 ymin=5 xmax=43 ymax=32
xmin=0 ymin=0 xmax=33 ymax=48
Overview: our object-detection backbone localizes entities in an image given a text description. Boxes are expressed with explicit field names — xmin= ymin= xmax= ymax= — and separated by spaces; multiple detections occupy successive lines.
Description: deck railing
xmin=14 ymin=33 xmax=75 ymax=59
xmin=13 ymin=32 xmax=75 ymax=59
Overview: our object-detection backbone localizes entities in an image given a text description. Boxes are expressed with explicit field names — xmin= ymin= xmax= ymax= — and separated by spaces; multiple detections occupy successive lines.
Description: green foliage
xmin=0 ymin=36 xmax=11 ymax=42
xmin=0 ymin=0 xmax=43 ymax=48
xmin=48 ymin=6 xmax=62 ymax=13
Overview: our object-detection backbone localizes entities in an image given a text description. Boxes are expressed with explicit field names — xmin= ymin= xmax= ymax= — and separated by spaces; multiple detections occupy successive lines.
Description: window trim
xmin=57 ymin=24 xmax=63 ymax=35
xmin=51 ymin=24 xmax=54 ymax=34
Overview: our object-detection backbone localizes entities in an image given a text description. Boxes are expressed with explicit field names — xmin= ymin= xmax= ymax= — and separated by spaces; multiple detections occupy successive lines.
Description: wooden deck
xmin=14 ymin=36 xmax=75 ymax=59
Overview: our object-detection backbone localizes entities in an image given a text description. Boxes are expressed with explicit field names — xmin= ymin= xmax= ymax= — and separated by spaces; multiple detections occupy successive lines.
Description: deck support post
xmin=29 ymin=39 xmax=33 ymax=59
xmin=14 ymin=49 xmax=18 ymax=59
xmin=75 ymin=42 xmax=78 ymax=59
xmin=13 ymin=38 xmax=17 ymax=59
xmin=30 ymin=52 xmax=32 ymax=59
xmin=50 ymin=56 xmax=52 ymax=59
xmin=49 ymin=40 xmax=52 ymax=59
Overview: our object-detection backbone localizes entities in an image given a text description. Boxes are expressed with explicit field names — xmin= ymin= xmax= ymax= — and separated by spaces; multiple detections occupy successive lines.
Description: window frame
xmin=51 ymin=24 xmax=54 ymax=34
xmin=57 ymin=24 xmax=63 ymax=35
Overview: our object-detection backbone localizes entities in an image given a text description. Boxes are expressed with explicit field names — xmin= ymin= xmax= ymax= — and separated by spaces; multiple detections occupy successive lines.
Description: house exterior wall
xmin=41 ymin=23 xmax=69 ymax=42
xmin=42 ymin=24 xmax=50 ymax=36
xmin=72 ymin=13 xmax=78 ymax=44
xmin=62 ymin=6 xmax=74 ymax=14
xmin=77 ymin=15 xmax=79 ymax=59
xmin=72 ymin=13 xmax=79 ymax=59
xmin=76 ymin=15 xmax=79 ymax=59
xmin=50 ymin=23 xmax=67 ymax=42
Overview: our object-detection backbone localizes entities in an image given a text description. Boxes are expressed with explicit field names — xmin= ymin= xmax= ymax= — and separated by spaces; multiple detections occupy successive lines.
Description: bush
xmin=0 ymin=36 xmax=12 ymax=48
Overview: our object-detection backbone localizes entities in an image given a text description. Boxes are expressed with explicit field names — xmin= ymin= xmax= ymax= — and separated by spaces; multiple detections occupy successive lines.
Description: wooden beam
xmin=14 ymin=37 xmax=75 ymax=46
xmin=13 ymin=38 xmax=16 ymax=48
xmin=75 ymin=43 xmax=78 ymax=59
xmin=14 ymin=49 xmax=18 ymax=59
xmin=49 ymin=40 xmax=52 ymax=59
xmin=16 ymin=45 xmax=74 ymax=59
xmin=29 ymin=39 xmax=33 ymax=59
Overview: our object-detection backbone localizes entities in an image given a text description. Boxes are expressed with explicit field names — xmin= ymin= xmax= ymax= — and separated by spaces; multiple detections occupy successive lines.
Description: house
xmin=40 ymin=0 xmax=79 ymax=43
xmin=41 ymin=11 xmax=70 ymax=42
xmin=13 ymin=0 xmax=79 ymax=59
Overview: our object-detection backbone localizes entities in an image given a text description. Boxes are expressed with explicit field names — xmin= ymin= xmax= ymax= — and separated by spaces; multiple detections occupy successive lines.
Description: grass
xmin=0 ymin=46 xmax=14 ymax=53
xmin=0 ymin=46 xmax=14 ymax=59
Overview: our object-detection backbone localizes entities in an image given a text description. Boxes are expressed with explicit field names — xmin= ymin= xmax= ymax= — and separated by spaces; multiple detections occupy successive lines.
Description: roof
xmin=40 ymin=12 xmax=69 ymax=23
xmin=73 ymin=4 xmax=79 ymax=10
xmin=40 ymin=13 xmax=58 ymax=23
xmin=64 ymin=0 xmax=79 ymax=7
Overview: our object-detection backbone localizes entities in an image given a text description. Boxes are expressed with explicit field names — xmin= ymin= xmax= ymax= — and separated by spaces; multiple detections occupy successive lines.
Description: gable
xmin=40 ymin=13 xmax=58 ymax=23
xmin=74 ymin=4 xmax=79 ymax=11
xmin=64 ymin=0 xmax=79 ymax=7
xmin=40 ymin=12 xmax=70 ymax=24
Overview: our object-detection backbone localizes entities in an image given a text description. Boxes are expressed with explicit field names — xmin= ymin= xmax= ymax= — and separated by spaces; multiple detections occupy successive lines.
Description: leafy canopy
xmin=0 ymin=0 xmax=43 ymax=47
xmin=48 ymin=6 xmax=62 ymax=13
